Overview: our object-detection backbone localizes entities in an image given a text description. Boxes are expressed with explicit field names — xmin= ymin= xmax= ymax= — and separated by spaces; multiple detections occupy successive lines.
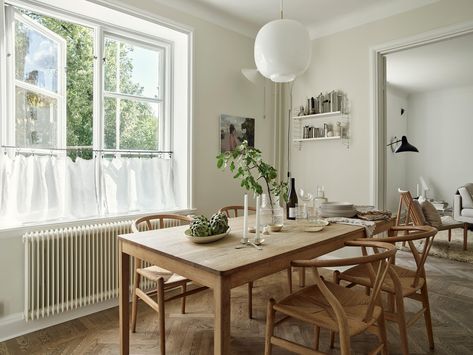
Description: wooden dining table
xmin=118 ymin=216 xmax=393 ymax=355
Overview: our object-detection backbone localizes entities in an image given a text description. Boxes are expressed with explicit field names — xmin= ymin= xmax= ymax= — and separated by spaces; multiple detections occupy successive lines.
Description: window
xmin=4 ymin=4 xmax=169 ymax=154
xmin=9 ymin=8 xmax=66 ymax=149
xmin=103 ymin=36 xmax=164 ymax=150
xmin=0 ymin=0 xmax=191 ymax=226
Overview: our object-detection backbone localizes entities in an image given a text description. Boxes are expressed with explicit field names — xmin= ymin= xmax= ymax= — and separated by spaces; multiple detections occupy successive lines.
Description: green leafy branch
xmin=216 ymin=141 xmax=288 ymax=208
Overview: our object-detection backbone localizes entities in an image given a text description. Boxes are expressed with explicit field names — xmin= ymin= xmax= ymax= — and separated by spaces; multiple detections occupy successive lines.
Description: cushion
xmin=421 ymin=200 xmax=442 ymax=228
xmin=464 ymin=183 xmax=473 ymax=197
xmin=412 ymin=200 xmax=427 ymax=225
xmin=462 ymin=209 xmax=473 ymax=218
xmin=459 ymin=186 xmax=473 ymax=209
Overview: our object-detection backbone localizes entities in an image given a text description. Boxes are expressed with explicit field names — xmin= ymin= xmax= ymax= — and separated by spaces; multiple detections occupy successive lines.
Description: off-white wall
xmin=0 ymin=0 xmax=273 ymax=334
xmin=406 ymin=85 xmax=473 ymax=204
xmin=290 ymin=0 xmax=473 ymax=206
xmin=385 ymin=85 xmax=408 ymax=212
xmin=115 ymin=0 xmax=275 ymax=215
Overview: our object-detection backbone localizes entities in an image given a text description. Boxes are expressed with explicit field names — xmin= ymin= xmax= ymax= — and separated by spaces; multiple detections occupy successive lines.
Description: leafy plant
xmin=216 ymin=141 xmax=288 ymax=208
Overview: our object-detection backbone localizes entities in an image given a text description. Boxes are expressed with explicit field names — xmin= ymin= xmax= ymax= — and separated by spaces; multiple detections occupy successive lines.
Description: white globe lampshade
xmin=254 ymin=19 xmax=311 ymax=83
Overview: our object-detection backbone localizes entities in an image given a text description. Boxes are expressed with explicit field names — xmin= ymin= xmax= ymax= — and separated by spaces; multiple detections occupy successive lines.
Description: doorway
xmin=371 ymin=22 xmax=473 ymax=210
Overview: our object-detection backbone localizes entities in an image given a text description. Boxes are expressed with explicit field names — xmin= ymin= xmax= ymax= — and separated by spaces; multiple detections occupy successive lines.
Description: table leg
xmin=214 ymin=277 xmax=231 ymax=355
xmin=119 ymin=241 xmax=130 ymax=355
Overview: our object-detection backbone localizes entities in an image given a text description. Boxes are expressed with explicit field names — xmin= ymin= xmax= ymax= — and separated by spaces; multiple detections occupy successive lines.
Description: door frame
xmin=370 ymin=20 xmax=473 ymax=209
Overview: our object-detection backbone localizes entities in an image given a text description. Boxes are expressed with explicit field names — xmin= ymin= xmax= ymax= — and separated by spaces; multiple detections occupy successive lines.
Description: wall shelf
xmin=293 ymin=136 xmax=341 ymax=143
xmin=292 ymin=111 xmax=347 ymax=120
xmin=292 ymin=94 xmax=350 ymax=150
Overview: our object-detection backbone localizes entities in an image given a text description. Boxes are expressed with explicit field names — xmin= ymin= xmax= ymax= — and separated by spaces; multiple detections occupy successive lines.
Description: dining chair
xmin=265 ymin=240 xmax=396 ymax=355
xmin=218 ymin=205 xmax=293 ymax=319
xmin=218 ymin=205 xmax=256 ymax=218
xmin=397 ymin=189 xmax=468 ymax=249
xmin=131 ymin=214 xmax=208 ymax=355
xmin=334 ymin=225 xmax=438 ymax=355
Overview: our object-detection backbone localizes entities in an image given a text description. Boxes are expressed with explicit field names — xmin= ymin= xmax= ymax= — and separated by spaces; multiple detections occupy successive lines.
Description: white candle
xmin=242 ymin=194 xmax=248 ymax=244
xmin=416 ymin=184 xmax=420 ymax=197
xmin=255 ymin=195 xmax=261 ymax=242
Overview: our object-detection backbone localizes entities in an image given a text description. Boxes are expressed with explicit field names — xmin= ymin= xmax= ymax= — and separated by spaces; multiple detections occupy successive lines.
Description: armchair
xmin=454 ymin=183 xmax=473 ymax=224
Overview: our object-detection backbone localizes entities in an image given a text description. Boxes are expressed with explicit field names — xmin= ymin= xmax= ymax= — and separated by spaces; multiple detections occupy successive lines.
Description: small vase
xmin=261 ymin=193 xmax=284 ymax=227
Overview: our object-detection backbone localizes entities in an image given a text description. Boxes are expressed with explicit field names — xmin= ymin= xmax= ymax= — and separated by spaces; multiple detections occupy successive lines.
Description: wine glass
xmin=299 ymin=188 xmax=314 ymax=208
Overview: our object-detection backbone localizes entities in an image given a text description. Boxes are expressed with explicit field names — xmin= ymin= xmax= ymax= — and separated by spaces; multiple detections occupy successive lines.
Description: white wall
xmin=290 ymin=0 xmax=473 ymax=206
xmin=385 ymin=85 xmax=408 ymax=212
xmin=0 ymin=0 xmax=274 ymax=337
xmin=406 ymin=85 xmax=473 ymax=204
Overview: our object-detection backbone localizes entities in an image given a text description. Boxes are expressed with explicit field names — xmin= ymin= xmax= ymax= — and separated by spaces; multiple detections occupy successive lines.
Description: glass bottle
xmin=286 ymin=178 xmax=298 ymax=220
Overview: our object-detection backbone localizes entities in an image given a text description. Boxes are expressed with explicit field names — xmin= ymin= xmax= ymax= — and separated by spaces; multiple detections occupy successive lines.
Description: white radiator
xmin=23 ymin=219 xmax=181 ymax=321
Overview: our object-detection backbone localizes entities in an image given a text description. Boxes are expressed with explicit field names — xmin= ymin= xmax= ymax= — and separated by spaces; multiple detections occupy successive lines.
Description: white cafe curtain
xmin=0 ymin=154 xmax=176 ymax=227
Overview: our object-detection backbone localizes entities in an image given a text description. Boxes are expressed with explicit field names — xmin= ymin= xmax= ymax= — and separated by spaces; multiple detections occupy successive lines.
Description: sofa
xmin=454 ymin=183 xmax=473 ymax=224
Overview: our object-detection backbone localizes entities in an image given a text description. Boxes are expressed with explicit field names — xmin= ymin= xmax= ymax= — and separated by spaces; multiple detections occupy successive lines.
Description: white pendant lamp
xmin=254 ymin=0 xmax=311 ymax=83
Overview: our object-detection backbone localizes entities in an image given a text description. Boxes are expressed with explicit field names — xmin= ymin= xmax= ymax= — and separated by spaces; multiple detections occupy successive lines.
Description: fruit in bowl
xmin=188 ymin=212 xmax=229 ymax=238
xmin=209 ymin=212 xmax=228 ymax=235
xmin=189 ymin=215 xmax=212 ymax=237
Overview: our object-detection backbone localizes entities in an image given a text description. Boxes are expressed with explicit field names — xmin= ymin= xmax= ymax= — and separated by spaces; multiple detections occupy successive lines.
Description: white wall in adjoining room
xmin=289 ymin=0 xmax=473 ymax=208
xmin=385 ymin=85 xmax=408 ymax=212
xmin=406 ymin=85 xmax=473 ymax=204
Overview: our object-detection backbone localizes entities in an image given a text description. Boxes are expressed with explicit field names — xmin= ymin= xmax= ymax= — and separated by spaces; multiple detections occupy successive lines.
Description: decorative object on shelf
xmin=254 ymin=0 xmax=311 ymax=83
xmin=297 ymin=106 xmax=305 ymax=116
xmin=334 ymin=121 xmax=341 ymax=137
xmin=220 ymin=114 xmax=255 ymax=153
xmin=292 ymin=90 xmax=349 ymax=149
xmin=216 ymin=141 xmax=288 ymax=225
xmin=387 ymin=135 xmax=419 ymax=153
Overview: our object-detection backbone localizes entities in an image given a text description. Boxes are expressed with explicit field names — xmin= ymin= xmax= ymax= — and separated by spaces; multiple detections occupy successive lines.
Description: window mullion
xmin=103 ymin=91 xmax=161 ymax=104
xmin=115 ymin=41 xmax=120 ymax=150
xmin=14 ymin=80 xmax=62 ymax=100
xmin=5 ymin=6 xmax=15 ymax=146
xmin=93 ymin=25 xmax=104 ymax=216
xmin=0 ymin=1 xmax=7 ymax=146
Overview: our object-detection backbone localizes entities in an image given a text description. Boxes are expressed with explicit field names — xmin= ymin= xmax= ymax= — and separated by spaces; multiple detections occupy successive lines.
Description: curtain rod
xmin=0 ymin=145 xmax=173 ymax=155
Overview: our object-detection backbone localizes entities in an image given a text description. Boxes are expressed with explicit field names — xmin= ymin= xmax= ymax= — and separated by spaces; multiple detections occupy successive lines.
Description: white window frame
xmin=2 ymin=1 xmax=173 ymax=154
xmin=5 ymin=5 xmax=67 ymax=150
xmin=101 ymin=32 xmax=168 ymax=151
xmin=0 ymin=0 xmax=191 ymax=219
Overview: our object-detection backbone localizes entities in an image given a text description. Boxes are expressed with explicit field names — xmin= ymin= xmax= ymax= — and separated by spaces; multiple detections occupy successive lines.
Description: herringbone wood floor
xmin=1 ymin=251 xmax=473 ymax=354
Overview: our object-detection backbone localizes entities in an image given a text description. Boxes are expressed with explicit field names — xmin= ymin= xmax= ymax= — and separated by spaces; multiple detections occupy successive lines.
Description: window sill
xmin=0 ymin=207 xmax=196 ymax=238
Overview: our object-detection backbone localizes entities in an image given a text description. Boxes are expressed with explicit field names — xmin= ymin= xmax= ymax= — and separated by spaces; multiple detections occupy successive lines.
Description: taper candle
xmin=242 ymin=194 xmax=248 ymax=244
xmin=255 ymin=195 xmax=261 ymax=243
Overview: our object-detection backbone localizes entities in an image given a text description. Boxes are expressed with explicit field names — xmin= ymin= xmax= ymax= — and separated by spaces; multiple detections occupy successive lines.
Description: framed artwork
xmin=219 ymin=114 xmax=255 ymax=153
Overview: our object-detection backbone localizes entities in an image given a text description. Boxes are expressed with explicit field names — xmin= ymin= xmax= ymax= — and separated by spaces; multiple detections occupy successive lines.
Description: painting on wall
xmin=219 ymin=114 xmax=255 ymax=153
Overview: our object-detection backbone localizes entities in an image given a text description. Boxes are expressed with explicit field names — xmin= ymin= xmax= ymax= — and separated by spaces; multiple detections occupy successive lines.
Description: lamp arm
xmin=386 ymin=139 xmax=401 ymax=147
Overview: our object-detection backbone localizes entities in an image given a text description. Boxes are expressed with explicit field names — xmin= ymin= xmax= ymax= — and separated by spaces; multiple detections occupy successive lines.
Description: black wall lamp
xmin=387 ymin=136 xmax=419 ymax=153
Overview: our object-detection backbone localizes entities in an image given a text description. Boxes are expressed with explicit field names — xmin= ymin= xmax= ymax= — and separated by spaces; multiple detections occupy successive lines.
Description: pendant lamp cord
xmin=280 ymin=0 xmax=284 ymax=19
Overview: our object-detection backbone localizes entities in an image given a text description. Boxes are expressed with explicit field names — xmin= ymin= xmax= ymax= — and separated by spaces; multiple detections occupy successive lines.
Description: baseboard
xmin=0 ymin=299 xmax=118 ymax=342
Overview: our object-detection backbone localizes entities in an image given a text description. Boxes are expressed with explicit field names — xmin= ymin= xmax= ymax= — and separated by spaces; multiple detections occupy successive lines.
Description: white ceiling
xmin=152 ymin=0 xmax=438 ymax=38
xmin=387 ymin=33 xmax=473 ymax=94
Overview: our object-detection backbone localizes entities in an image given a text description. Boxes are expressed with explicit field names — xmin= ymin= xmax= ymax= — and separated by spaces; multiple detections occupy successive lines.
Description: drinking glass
xmin=307 ymin=206 xmax=319 ymax=223
xmin=295 ymin=204 xmax=307 ymax=227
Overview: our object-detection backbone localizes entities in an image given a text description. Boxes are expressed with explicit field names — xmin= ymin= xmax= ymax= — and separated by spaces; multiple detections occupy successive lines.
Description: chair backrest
xmin=218 ymin=205 xmax=256 ymax=218
xmin=396 ymin=189 xmax=425 ymax=227
xmin=132 ymin=214 xmax=192 ymax=233
xmin=371 ymin=225 xmax=437 ymax=288
xmin=292 ymin=240 xmax=396 ymax=325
